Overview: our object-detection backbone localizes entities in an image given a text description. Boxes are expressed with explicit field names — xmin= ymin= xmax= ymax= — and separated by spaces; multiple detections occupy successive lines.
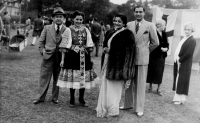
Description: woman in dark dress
xmin=57 ymin=10 xmax=97 ymax=107
xmin=172 ymin=22 xmax=196 ymax=105
xmin=147 ymin=19 xmax=169 ymax=96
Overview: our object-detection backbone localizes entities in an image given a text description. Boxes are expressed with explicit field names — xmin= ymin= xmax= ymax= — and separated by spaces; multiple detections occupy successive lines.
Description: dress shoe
xmin=51 ymin=100 xmax=59 ymax=104
xmin=119 ymin=106 xmax=133 ymax=110
xmin=33 ymin=100 xmax=44 ymax=105
xmin=148 ymin=88 xmax=152 ymax=92
xmin=69 ymin=103 xmax=75 ymax=108
xmin=174 ymin=102 xmax=182 ymax=105
xmin=80 ymin=102 xmax=88 ymax=107
xmin=157 ymin=90 xmax=163 ymax=96
xmin=136 ymin=112 xmax=144 ymax=118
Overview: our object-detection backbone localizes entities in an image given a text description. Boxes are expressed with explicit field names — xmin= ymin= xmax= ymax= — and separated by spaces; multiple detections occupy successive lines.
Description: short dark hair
xmin=100 ymin=21 xmax=104 ymax=26
xmin=72 ymin=10 xmax=85 ymax=19
xmin=93 ymin=17 xmax=98 ymax=21
xmin=37 ymin=15 xmax=41 ymax=18
xmin=4 ymin=11 xmax=8 ymax=15
xmin=134 ymin=5 xmax=146 ymax=12
xmin=114 ymin=13 xmax=127 ymax=26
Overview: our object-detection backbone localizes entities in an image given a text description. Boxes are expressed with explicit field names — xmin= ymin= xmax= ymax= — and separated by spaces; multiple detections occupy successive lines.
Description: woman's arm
xmin=60 ymin=51 xmax=65 ymax=67
xmin=85 ymin=27 xmax=94 ymax=48
xmin=59 ymin=28 xmax=72 ymax=49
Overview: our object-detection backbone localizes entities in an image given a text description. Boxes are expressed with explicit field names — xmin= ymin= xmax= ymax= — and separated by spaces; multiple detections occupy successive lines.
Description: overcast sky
xmin=110 ymin=0 xmax=128 ymax=5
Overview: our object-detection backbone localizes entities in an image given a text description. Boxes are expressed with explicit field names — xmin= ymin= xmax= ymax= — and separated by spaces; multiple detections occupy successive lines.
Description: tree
xmin=174 ymin=0 xmax=200 ymax=9
xmin=84 ymin=0 xmax=110 ymax=21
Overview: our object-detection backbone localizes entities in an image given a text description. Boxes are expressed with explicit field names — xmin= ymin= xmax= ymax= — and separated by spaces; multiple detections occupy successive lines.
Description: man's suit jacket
xmin=39 ymin=24 xmax=67 ymax=60
xmin=127 ymin=20 xmax=159 ymax=65
xmin=91 ymin=22 xmax=101 ymax=42
xmin=0 ymin=16 xmax=3 ymax=34
xmin=33 ymin=18 xmax=43 ymax=31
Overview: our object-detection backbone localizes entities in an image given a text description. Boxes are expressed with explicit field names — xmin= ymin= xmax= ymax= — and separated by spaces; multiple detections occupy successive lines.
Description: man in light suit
xmin=33 ymin=7 xmax=68 ymax=104
xmin=120 ymin=5 xmax=159 ymax=117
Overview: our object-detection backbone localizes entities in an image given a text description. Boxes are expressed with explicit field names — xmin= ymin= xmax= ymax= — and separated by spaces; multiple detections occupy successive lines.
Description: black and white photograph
xmin=0 ymin=0 xmax=200 ymax=122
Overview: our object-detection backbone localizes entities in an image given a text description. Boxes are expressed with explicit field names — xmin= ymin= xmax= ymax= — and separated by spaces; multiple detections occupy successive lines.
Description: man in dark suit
xmin=2 ymin=11 xmax=11 ymax=39
xmin=120 ymin=5 xmax=159 ymax=117
xmin=33 ymin=7 xmax=68 ymax=105
xmin=91 ymin=17 xmax=101 ymax=57
xmin=31 ymin=15 xmax=44 ymax=46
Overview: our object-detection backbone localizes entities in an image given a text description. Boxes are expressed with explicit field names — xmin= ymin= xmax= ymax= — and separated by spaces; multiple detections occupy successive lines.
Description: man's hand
xmin=103 ymin=47 xmax=109 ymax=53
xmin=39 ymin=48 xmax=44 ymax=56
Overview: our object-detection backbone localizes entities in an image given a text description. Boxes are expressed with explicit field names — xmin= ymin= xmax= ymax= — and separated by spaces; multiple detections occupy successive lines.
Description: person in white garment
xmin=172 ymin=22 xmax=196 ymax=105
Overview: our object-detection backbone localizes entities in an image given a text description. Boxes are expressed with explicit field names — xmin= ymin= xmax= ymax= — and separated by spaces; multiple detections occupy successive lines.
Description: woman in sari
xmin=96 ymin=13 xmax=136 ymax=117
xmin=57 ymin=10 xmax=97 ymax=107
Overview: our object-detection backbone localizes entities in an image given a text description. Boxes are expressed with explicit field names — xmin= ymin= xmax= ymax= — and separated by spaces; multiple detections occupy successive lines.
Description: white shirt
xmin=55 ymin=24 xmax=63 ymax=31
xmin=135 ymin=19 xmax=144 ymax=27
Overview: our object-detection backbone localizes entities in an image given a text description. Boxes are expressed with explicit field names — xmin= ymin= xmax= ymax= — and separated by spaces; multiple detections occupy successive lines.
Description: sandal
xmin=148 ymin=88 xmax=152 ymax=92
xmin=157 ymin=90 xmax=163 ymax=96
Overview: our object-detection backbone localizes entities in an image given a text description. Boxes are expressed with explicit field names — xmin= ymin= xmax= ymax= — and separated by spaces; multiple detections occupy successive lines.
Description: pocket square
xmin=143 ymin=31 xmax=148 ymax=34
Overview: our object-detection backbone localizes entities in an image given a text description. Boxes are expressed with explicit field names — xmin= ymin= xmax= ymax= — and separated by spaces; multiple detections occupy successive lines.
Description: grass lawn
xmin=0 ymin=31 xmax=200 ymax=123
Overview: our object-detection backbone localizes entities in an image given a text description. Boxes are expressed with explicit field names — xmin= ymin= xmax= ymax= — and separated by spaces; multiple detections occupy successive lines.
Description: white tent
xmin=152 ymin=6 xmax=200 ymax=65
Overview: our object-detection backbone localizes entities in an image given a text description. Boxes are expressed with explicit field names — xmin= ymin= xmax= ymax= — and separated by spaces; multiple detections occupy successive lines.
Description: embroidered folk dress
xmin=57 ymin=25 xmax=97 ymax=89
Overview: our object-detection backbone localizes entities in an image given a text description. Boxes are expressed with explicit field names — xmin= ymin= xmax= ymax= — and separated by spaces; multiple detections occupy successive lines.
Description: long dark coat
xmin=172 ymin=36 xmax=196 ymax=95
xmin=147 ymin=31 xmax=169 ymax=84
xmin=101 ymin=29 xmax=136 ymax=80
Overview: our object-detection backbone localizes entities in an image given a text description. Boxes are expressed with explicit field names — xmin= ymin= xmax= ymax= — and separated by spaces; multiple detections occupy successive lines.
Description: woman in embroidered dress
xmin=172 ymin=22 xmax=196 ymax=105
xmin=96 ymin=13 xmax=136 ymax=117
xmin=57 ymin=10 xmax=97 ymax=107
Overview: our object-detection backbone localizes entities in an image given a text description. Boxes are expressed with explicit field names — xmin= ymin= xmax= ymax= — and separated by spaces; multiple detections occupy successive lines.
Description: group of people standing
xmin=33 ymin=5 xmax=196 ymax=119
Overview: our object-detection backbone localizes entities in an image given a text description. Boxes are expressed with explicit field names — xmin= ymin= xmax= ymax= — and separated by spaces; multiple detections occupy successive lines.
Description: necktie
xmin=56 ymin=25 xmax=60 ymax=35
xmin=135 ymin=22 xmax=139 ymax=34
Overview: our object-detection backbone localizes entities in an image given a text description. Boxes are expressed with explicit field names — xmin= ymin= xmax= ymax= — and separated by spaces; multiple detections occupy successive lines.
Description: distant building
xmin=0 ymin=0 xmax=22 ymax=16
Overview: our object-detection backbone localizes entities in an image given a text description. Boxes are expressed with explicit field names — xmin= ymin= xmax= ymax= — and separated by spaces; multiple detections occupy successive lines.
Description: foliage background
xmin=19 ymin=0 xmax=200 ymax=24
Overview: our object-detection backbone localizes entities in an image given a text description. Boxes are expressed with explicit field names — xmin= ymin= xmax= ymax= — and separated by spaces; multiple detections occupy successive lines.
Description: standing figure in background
xmin=25 ymin=17 xmax=31 ymax=37
xmin=91 ymin=17 xmax=101 ymax=57
xmin=120 ymin=5 xmax=159 ymax=117
xmin=147 ymin=19 xmax=169 ymax=96
xmin=105 ymin=24 xmax=111 ymax=33
xmin=57 ymin=10 xmax=97 ymax=108
xmin=43 ymin=17 xmax=50 ymax=26
xmin=65 ymin=17 xmax=72 ymax=27
xmin=172 ymin=22 xmax=196 ymax=105
xmin=0 ymin=16 xmax=4 ymax=53
xmin=33 ymin=7 xmax=67 ymax=105
xmin=99 ymin=21 xmax=106 ymax=47
xmin=31 ymin=15 xmax=44 ymax=46
xmin=3 ymin=11 xmax=11 ymax=39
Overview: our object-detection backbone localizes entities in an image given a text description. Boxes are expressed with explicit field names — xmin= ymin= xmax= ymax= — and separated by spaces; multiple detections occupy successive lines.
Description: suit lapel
xmin=132 ymin=21 xmax=136 ymax=36
xmin=135 ymin=20 xmax=148 ymax=42
xmin=49 ymin=24 xmax=56 ymax=42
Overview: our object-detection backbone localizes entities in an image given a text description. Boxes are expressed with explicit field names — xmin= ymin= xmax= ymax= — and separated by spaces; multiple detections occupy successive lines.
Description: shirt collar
xmin=136 ymin=19 xmax=144 ymax=26
xmin=55 ymin=24 xmax=63 ymax=30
